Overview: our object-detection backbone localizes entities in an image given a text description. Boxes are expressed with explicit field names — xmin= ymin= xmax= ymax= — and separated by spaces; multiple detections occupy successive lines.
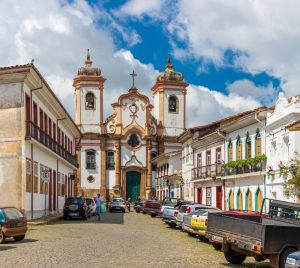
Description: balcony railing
xmin=192 ymin=162 xmax=265 ymax=180
xmin=26 ymin=121 xmax=77 ymax=167
xmin=192 ymin=164 xmax=223 ymax=180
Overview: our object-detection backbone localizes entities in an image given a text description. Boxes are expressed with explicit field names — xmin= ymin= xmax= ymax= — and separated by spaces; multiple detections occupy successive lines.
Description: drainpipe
xmin=217 ymin=129 xmax=226 ymax=210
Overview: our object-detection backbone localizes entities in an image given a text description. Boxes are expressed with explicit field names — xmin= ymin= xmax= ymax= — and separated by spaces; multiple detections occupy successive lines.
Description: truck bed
xmin=207 ymin=212 xmax=300 ymax=253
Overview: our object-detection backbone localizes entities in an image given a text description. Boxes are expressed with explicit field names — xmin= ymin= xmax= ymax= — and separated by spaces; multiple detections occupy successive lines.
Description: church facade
xmin=74 ymin=51 xmax=188 ymax=201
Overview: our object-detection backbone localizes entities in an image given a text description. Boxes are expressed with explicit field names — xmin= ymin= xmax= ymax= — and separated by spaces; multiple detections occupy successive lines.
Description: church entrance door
xmin=126 ymin=171 xmax=141 ymax=202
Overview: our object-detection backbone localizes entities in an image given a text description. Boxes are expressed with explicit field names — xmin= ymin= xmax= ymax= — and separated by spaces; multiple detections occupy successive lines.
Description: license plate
xmin=212 ymin=235 xmax=224 ymax=243
xmin=70 ymin=213 xmax=79 ymax=216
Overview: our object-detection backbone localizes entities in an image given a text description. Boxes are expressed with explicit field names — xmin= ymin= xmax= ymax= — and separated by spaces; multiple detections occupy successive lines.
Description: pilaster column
xmin=114 ymin=140 xmax=121 ymax=189
xmin=100 ymin=142 xmax=106 ymax=198
xmin=147 ymin=142 xmax=152 ymax=188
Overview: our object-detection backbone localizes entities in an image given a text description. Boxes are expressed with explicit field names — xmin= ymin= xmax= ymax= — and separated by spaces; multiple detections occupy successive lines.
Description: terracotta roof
xmin=286 ymin=120 xmax=300 ymax=131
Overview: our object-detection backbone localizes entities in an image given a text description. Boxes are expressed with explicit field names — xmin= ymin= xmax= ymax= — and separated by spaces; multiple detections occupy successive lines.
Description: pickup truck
xmin=162 ymin=201 xmax=192 ymax=228
xmin=207 ymin=199 xmax=300 ymax=268
xmin=143 ymin=198 xmax=182 ymax=218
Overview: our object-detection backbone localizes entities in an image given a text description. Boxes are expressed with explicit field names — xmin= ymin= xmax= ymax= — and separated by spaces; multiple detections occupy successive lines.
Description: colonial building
xmin=0 ymin=63 xmax=80 ymax=219
xmin=74 ymin=52 xmax=188 ymax=201
xmin=265 ymin=93 xmax=300 ymax=203
xmin=153 ymin=151 xmax=182 ymax=199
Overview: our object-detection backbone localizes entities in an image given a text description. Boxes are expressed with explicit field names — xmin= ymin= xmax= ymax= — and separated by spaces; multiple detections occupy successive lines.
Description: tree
xmin=283 ymin=153 xmax=300 ymax=200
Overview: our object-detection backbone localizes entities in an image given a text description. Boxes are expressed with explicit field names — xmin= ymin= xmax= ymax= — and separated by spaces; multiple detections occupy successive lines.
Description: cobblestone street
xmin=0 ymin=212 xmax=271 ymax=268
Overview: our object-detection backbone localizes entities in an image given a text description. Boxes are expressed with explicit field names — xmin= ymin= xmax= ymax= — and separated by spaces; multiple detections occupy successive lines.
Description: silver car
xmin=109 ymin=198 xmax=126 ymax=213
xmin=176 ymin=204 xmax=212 ymax=228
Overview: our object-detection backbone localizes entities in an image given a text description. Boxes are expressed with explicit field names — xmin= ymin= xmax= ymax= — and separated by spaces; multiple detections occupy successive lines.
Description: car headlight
xmin=286 ymin=257 xmax=296 ymax=266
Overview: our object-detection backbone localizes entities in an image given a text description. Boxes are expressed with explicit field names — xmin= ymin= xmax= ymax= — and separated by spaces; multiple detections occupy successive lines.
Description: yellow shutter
xmin=247 ymin=141 xmax=251 ymax=159
xmin=229 ymin=144 xmax=233 ymax=161
xmin=247 ymin=191 xmax=252 ymax=211
xmin=237 ymin=142 xmax=242 ymax=160
xmin=256 ymin=137 xmax=261 ymax=156
xmin=229 ymin=191 xmax=234 ymax=209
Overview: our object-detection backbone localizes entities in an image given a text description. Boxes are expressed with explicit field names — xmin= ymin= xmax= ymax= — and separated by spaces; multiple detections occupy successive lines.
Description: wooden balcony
xmin=25 ymin=121 xmax=77 ymax=167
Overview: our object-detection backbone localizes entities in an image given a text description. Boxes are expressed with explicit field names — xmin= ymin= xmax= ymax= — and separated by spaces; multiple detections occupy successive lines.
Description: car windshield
xmin=85 ymin=199 xmax=93 ymax=205
xmin=162 ymin=198 xmax=178 ymax=204
xmin=3 ymin=208 xmax=24 ymax=220
xmin=112 ymin=198 xmax=123 ymax=203
xmin=66 ymin=198 xmax=83 ymax=205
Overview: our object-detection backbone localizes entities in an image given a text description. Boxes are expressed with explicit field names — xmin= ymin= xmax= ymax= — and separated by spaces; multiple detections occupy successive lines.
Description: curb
xmin=27 ymin=216 xmax=63 ymax=226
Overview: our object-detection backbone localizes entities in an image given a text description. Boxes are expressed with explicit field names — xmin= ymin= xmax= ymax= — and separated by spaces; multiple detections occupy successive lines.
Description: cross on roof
xmin=130 ymin=70 xmax=137 ymax=88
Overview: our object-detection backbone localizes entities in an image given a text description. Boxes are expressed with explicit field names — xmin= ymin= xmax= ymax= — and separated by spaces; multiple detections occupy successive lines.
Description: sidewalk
xmin=27 ymin=213 xmax=63 ymax=226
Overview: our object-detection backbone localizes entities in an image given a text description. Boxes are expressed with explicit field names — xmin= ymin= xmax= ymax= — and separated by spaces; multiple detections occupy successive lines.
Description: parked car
xmin=162 ymin=201 xmax=193 ymax=228
xmin=143 ymin=199 xmax=162 ymax=217
xmin=63 ymin=197 xmax=90 ymax=220
xmin=182 ymin=209 xmax=210 ymax=235
xmin=175 ymin=204 xmax=209 ymax=229
xmin=207 ymin=199 xmax=300 ymax=268
xmin=0 ymin=207 xmax=27 ymax=244
xmin=160 ymin=198 xmax=183 ymax=215
xmin=286 ymin=251 xmax=300 ymax=268
xmin=109 ymin=198 xmax=126 ymax=213
xmin=134 ymin=200 xmax=145 ymax=213
xmin=86 ymin=197 xmax=97 ymax=216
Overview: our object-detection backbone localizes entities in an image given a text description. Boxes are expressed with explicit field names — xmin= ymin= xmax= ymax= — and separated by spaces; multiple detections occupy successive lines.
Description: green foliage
xmin=222 ymin=154 xmax=267 ymax=169
xmin=283 ymin=153 xmax=300 ymax=200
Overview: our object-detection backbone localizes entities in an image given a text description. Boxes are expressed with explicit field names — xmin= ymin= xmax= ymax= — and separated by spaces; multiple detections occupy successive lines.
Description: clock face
xmin=129 ymin=104 xmax=137 ymax=113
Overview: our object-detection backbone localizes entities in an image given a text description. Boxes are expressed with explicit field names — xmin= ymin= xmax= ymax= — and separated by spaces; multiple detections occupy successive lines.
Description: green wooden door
xmin=126 ymin=171 xmax=141 ymax=202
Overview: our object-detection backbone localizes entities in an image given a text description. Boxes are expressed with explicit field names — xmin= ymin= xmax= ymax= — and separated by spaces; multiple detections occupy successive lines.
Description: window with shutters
xmin=246 ymin=133 xmax=252 ymax=159
xmin=228 ymin=140 xmax=233 ymax=161
xmin=236 ymin=136 xmax=242 ymax=160
xmin=106 ymin=151 xmax=115 ymax=170
xmin=33 ymin=162 xmax=38 ymax=193
xmin=86 ymin=150 xmax=96 ymax=169
xmin=26 ymin=159 xmax=32 ymax=192
xmin=256 ymin=130 xmax=262 ymax=157
xmin=57 ymin=173 xmax=61 ymax=196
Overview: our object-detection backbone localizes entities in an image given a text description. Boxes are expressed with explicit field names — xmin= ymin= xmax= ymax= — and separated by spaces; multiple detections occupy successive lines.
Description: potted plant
xmin=267 ymin=166 xmax=275 ymax=176
xmin=278 ymin=161 xmax=288 ymax=176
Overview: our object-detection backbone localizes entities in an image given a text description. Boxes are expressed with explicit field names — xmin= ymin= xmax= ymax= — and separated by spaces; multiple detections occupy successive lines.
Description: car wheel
xmin=142 ymin=211 xmax=146 ymax=214
xmin=212 ymin=243 xmax=222 ymax=251
xmin=168 ymin=223 xmax=176 ymax=228
xmin=122 ymin=209 xmax=125 ymax=213
xmin=224 ymin=247 xmax=246 ymax=265
xmin=136 ymin=210 xmax=140 ymax=213
xmin=0 ymin=230 xmax=5 ymax=244
xmin=13 ymin=235 xmax=25 ymax=242
xmin=199 ymin=236 xmax=208 ymax=242
xmin=188 ymin=232 xmax=196 ymax=237
xmin=63 ymin=216 xmax=68 ymax=220
xmin=150 ymin=213 xmax=156 ymax=218
xmin=279 ymin=247 xmax=297 ymax=268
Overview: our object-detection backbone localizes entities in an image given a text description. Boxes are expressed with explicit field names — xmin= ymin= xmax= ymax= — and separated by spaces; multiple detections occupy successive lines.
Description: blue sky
xmin=1 ymin=0 xmax=299 ymax=126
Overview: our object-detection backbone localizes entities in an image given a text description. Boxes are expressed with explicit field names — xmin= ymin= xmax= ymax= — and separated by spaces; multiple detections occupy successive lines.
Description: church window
xmin=127 ymin=134 xmax=140 ymax=148
xmin=168 ymin=95 xmax=178 ymax=113
xmin=85 ymin=92 xmax=95 ymax=109
xmin=106 ymin=151 xmax=115 ymax=170
xmin=86 ymin=150 xmax=96 ymax=169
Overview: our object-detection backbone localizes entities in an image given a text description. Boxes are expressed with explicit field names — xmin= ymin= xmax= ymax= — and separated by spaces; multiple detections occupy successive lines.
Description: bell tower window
xmin=168 ymin=95 xmax=178 ymax=113
xmin=85 ymin=92 xmax=95 ymax=109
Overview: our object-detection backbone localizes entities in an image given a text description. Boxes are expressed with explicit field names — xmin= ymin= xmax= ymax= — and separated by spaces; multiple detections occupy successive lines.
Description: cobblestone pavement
xmin=0 ymin=212 xmax=271 ymax=268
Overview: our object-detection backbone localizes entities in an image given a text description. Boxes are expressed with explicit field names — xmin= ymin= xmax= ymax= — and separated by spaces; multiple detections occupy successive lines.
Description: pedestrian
xmin=127 ymin=198 xmax=131 ymax=212
xmin=96 ymin=193 xmax=102 ymax=221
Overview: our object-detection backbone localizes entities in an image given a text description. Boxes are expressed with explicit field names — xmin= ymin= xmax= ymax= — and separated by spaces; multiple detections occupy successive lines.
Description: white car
xmin=109 ymin=198 xmax=126 ymax=213
xmin=86 ymin=198 xmax=97 ymax=216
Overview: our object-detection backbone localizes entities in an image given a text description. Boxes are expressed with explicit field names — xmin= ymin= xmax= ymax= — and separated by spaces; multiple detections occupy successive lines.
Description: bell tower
xmin=151 ymin=56 xmax=188 ymax=137
xmin=73 ymin=49 xmax=106 ymax=134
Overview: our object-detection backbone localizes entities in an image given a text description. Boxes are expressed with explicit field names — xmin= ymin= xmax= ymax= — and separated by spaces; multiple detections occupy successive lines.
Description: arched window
xmin=236 ymin=136 xmax=242 ymax=160
xmin=237 ymin=189 xmax=243 ymax=210
xmin=246 ymin=133 xmax=251 ymax=159
xmin=168 ymin=95 xmax=178 ymax=113
xmin=255 ymin=129 xmax=261 ymax=156
xmin=255 ymin=188 xmax=263 ymax=212
xmin=85 ymin=92 xmax=95 ymax=109
xmin=246 ymin=189 xmax=252 ymax=211
xmin=228 ymin=139 xmax=233 ymax=161
xmin=86 ymin=150 xmax=96 ymax=169
xmin=229 ymin=190 xmax=234 ymax=210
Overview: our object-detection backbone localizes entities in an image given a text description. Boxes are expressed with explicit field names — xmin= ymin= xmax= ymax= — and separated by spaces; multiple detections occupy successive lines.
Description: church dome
xmin=156 ymin=55 xmax=184 ymax=82
xmin=77 ymin=49 xmax=101 ymax=76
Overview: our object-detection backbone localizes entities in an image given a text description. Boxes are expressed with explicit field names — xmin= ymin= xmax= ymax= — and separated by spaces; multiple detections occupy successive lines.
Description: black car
xmin=286 ymin=251 xmax=300 ymax=268
xmin=63 ymin=197 xmax=91 ymax=220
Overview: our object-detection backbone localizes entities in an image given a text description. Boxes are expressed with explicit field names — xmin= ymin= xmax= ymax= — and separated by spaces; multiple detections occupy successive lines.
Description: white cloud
xmin=165 ymin=0 xmax=300 ymax=97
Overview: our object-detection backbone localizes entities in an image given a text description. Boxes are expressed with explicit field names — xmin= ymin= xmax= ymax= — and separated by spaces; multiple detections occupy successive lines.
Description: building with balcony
xmin=0 ymin=63 xmax=81 ymax=219
xmin=153 ymin=151 xmax=182 ymax=200
xmin=221 ymin=107 xmax=271 ymax=212
xmin=265 ymin=93 xmax=300 ymax=203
